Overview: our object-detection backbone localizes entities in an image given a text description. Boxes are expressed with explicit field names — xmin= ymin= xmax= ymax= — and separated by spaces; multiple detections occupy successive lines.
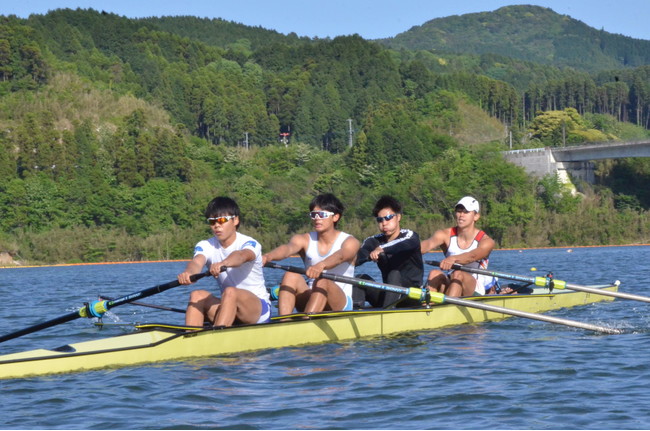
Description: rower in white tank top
xmin=304 ymin=231 xmax=355 ymax=301
xmin=444 ymin=227 xmax=496 ymax=295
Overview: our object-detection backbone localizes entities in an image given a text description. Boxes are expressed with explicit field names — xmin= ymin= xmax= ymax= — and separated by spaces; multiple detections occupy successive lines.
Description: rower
xmin=353 ymin=195 xmax=424 ymax=308
xmin=177 ymin=196 xmax=271 ymax=327
xmin=262 ymin=193 xmax=360 ymax=316
xmin=420 ymin=196 xmax=496 ymax=297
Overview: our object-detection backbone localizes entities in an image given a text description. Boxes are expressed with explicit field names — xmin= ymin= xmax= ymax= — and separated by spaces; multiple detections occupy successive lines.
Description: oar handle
xmin=264 ymin=262 xmax=306 ymax=275
xmin=264 ymin=262 xmax=425 ymax=301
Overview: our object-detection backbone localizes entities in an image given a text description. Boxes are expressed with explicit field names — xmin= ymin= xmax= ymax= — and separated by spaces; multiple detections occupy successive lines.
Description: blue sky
xmin=2 ymin=0 xmax=648 ymax=41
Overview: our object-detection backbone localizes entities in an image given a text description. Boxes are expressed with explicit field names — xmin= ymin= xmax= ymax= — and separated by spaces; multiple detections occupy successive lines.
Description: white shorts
xmin=473 ymin=274 xmax=498 ymax=296
xmin=307 ymin=279 xmax=353 ymax=311
xmin=448 ymin=270 xmax=496 ymax=296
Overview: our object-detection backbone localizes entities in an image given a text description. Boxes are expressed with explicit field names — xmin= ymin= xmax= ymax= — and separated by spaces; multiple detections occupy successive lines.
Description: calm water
xmin=1 ymin=246 xmax=649 ymax=430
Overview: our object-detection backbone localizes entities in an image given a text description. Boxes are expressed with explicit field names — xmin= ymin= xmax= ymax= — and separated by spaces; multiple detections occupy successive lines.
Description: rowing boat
xmin=0 ymin=283 xmax=619 ymax=379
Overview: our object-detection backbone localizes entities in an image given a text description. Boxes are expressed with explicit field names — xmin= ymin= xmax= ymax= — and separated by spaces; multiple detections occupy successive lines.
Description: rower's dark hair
xmin=205 ymin=196 xmax=241 ymax=229
xmin=373 ymin=195 xmax=402 ymax=217
xmin=310 ymin=193 xmax=344 ymax=226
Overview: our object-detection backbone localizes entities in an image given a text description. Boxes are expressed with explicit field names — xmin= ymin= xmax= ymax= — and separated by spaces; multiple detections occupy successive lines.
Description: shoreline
xmin=2 ymin=243 xmax=649 ymax=269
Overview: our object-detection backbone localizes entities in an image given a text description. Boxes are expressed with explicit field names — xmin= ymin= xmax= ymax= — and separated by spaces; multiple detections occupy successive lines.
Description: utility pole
xmin=522 ymin=93 xmax=526 ymax=129
xmin=244 ymin=132 xmax=249 ymax=150
xmin=347 ymin=119 xmax=353 ymax=148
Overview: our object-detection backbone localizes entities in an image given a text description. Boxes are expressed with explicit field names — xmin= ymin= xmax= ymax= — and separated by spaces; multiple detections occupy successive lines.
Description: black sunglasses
xmin=375 ymin=213 xmax=397 ymax=223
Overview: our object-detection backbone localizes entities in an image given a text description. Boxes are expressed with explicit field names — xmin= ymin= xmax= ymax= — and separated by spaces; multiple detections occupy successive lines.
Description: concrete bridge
xmin=502 ymin=140 xmax=650 ymax=184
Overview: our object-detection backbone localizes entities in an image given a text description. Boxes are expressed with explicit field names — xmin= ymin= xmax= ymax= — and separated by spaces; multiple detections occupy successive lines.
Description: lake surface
xmin=1 ymin=246 xmax=649 ymax=429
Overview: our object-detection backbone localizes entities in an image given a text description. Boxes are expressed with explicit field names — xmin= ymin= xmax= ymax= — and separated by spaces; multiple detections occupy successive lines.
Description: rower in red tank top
xmin=420 ymin=196 xmax=496 ymax=297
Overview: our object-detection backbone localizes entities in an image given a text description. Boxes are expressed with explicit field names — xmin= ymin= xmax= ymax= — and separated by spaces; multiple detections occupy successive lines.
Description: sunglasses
xmin=375 ymin=213 xmax=397 ymax=223
xmin=309 ymin=211 xmax=335 ymax=220
xmin=207 ymin=215 xmax=236 ymax=225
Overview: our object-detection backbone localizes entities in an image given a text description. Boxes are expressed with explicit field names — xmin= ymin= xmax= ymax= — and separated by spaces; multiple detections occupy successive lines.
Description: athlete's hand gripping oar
xmin=264 ymin=262 xmax=424 ymax=301
xmin=268 ymin=262 xmax=621 ymax=334
xmin=425 ymin=260 xmax=641 ymax=303
xmin=0 ymin=271 xmax=212 ymax=344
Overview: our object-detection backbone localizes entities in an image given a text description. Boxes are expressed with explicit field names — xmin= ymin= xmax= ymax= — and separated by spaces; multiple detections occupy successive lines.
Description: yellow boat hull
xmin=0 ymin=285 xmax=618 ymax=379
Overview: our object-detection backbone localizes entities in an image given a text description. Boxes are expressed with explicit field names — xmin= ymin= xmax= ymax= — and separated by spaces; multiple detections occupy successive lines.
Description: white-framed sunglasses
xmin=207 ymin=215 xmax=236 ymax=225
xmin=309 ymin=211 xmax=335 ymax=220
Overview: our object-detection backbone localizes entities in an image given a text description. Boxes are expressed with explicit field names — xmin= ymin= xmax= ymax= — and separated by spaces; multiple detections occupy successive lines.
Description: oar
xmin=266 ymin=262 xmax=621 ymax=335
xmin=98 ymin=295 xmax=186 ymax=314
xmin=0 ymin=270 xmax=212 ymax=344
xmin=425 ymin=260 xmax=646 ymax=303
xmin=264 ymin=262 xmax=424 ymax=301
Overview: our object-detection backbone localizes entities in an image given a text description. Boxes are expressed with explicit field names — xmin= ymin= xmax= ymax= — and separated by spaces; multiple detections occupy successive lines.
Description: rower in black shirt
xmin=353 ymin=196 xmax=424 ymax=308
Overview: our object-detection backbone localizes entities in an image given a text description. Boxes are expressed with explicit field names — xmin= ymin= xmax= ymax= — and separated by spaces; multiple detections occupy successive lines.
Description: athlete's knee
xmin=221 ymin=286 xmax=237 ymax=300
xmin=279 ymin=284 xmax=297 ymax=296
xmin=188 ymin=289 xmax=210 ymax=302
xmin=451 ymin=271 xmax=473 ymax=283
xmin=313 ymin=278 xmax=339 ymax=294
xmin=386 ymin=270 xmax=403 ymax=286
xmin=282 ymin=272 xmax=303 ymax=284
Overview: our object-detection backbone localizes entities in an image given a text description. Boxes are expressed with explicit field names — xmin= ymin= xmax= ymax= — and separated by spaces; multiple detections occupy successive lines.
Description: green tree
xmin=527 ymin=108 xmax=611 ymax=146
xmin=537 ymin=174 xmax=580 ymax=213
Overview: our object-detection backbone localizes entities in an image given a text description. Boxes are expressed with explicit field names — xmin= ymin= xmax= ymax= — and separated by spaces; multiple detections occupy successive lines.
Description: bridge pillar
xmin=502 ymin=148 xmax=556 ymax=177
xmin=556 ymin=160 xmax=594 ymax=184
xmin=503 ymin=148 xmax=594 ymax=185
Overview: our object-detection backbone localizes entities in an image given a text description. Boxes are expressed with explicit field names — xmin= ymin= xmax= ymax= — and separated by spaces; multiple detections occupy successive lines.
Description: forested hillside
xmin=0 ymin=8 xmax=649 ymax=264
xmin=381 ymin=5 xmax=650 ymax=72
xmin=140 ymin=15 xmax=311 ymax=50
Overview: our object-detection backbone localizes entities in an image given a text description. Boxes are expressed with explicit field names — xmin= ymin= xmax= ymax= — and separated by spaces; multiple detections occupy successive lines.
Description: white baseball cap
xmin=455 ymin=196 xmax=480 ymax=213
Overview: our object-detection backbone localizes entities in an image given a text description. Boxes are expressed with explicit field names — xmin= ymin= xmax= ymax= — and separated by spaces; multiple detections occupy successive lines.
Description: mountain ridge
xmin=377 ymin=5 xmax=650 ymax=72
xmin=11 ymin=6 xmax=649 ymax=74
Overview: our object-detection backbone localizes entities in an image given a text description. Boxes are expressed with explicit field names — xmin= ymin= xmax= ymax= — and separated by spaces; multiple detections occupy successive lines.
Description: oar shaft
xmin=426 ymin=260 xmax=643 ymax=303
xmin=0 ymin=270 xmax=211 ymax=344
xmin=563 ymin=282 xmax=648 ymax=303
xmin=269 ymin=261 xmax=621 ymax=335
xmin=442 ymin=296 xmax=621 ymax=334
xmin=264 ymin=263 xmax=423 ymax=300
xmin=98 ymin=296 xmax=186 ymax=314
xmin=0 ymin=312 xmax=80 ymax=343
xmin=103 ymin=270 xmax=210 ymax=311
xmin=426 ymin=260 xmax=534 ymax=283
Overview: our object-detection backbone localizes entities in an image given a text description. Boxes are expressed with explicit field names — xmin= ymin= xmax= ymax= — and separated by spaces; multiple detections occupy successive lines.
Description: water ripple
xmin=2 ymin=248 xmax=650 ymax=429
